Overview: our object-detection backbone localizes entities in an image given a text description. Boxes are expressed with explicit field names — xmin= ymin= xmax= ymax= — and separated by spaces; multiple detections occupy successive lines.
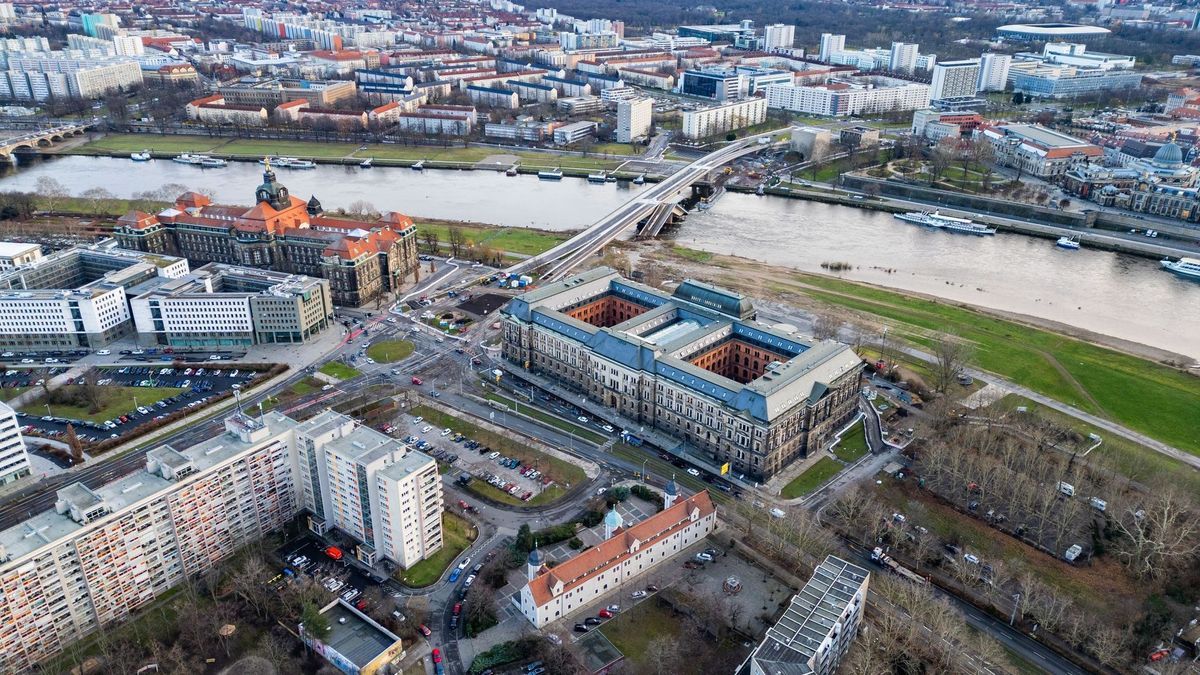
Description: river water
xmin=4 ymin=155 xmax=1197 ymax=359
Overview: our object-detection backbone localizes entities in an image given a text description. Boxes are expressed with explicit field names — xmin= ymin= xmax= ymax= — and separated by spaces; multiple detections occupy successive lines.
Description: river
xmin=4 ymin=155 xmax=1197 ymax=359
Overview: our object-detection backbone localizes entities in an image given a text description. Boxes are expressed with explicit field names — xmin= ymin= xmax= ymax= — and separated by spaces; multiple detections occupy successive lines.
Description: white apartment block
xmin=741 ymin=556 xmax=870 ymax=675
xmin=681 ymin=97 xmax=768 ymax=140
xmin=0 ymin=409 xmax=442 ymax=672
xmin=295 ymin=410 xmax=443 ymax=568
xmin=764 ymin=24 xmax=795 ymax=52
xmin=930 ymin=59 xmax=981 ymax=100
xmin=113 ymin=35 xmax=145 ymax=57
xmin=765 ymin=78 xmax=930 ymax=117
xmin=0 ymin=401 xmax=30 ymax=485
xmin=819 ymin=33 xmax=845 ymax=62
xmin=1 ymin=54 xmax=142 ymax=99
xmin=889 ymin=42 xmax=919 ymax=73
xmin=518 ymin=491 xmax=716 ymax=628
xmin=616 ymin=97 xmax=652 ymax=143
xmin=978 ymin=53 xmax=1012 ymax=92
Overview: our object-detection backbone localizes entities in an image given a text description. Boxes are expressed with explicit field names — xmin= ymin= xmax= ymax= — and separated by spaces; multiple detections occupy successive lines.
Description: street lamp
xmin=641 ymin=459 xmax=648 ymax=483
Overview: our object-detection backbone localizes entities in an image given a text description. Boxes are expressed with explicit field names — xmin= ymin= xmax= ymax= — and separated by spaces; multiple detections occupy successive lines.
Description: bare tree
xmin=346 ymin=200 xmax=379 ymax=220
xmin=811 ymin=311 xmax=842 ymax=340
xmin=447 ymin=227 xmax=465 ymax=257
xmin=36 ymin=176 xmax=70 ymax=212
xmin=420 ymin=230 xmax=440 ymax=255
xmin=931 ymin=333 xmax=973 ymax=394
xmin=65 ymin=423 xmax=83 ymax=464
xmin=80 ymin=187 xmax=116 ymax=217
xmin=1112 ymin=488 xmax=1200 ymax=579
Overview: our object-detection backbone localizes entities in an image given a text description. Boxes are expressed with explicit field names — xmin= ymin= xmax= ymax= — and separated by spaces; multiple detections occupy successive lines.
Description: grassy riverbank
xmin=414 ymin=220 xmax=569 ymax=258
xmin=663 ymin=248 xmax=1200 ymax=456
xmin=72 ymin=133 xmax=629 ymax=171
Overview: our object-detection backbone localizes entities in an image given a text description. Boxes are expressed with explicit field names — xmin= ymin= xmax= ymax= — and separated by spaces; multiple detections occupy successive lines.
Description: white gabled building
xmin=518 ymin=490 xmax=716 ymax=628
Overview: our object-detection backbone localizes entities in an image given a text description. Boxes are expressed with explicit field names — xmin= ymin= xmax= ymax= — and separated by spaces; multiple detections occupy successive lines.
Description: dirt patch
xmin=476 ymin=153 xmax=520 ymax=170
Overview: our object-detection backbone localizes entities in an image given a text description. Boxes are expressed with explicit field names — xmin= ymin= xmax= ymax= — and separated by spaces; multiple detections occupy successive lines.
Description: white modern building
xmin=889 ymin=42 xmax=919 ymax=74
xmin=616 ymin=97 xmax=653 ymax=143
xmin=765 ymin=77 xmax=930 ymax=116
xmin=129 ymin=263 xmax=334 ymax=347
xmin=930 ymin=59 xmax=981 ymax=100
xmin=818 ymin=33 xmax=845 ymax=62
xmin=0 ymin=409 xmax=443 ymax=672
xmin=977 ymin=52 xmax=1012 ymax=92
xmin=764 ymin=24 xmax=795 ymax=52
xmin=0 ymin=243 xmax=189 ymax=350
xmin=0 ymin=401 xmax=31 ymax=485
xmin=740 ymin=556 xmax=871 ymax=675
xmin=0 ymin=241 xmax=41 ymax=270
xmin=518 ymin=490 xmax=716 ymax=628
xmin=0 ymin=53 xmax=142 ymax=100
xmin=553 ymin=120 xmax=598 ymax=145
xmin=681 ymin=97 xmax=768 ymax=140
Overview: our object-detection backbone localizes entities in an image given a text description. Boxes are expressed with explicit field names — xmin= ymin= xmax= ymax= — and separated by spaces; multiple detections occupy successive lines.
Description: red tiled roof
xmin=526 ymin=491 xmax=715 ymax=608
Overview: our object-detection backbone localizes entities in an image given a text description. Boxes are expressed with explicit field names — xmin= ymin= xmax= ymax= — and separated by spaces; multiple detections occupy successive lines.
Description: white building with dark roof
xmin=741 ymin=555 xmax=870 ymax=675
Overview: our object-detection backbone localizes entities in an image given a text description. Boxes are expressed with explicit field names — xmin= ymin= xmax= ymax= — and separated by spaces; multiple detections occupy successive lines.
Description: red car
xmin=325 ymin=546 xmax=343 ymax=561
xmin=598 ymin=609 xmax=613 ymax=619
xmin=419 ymin=624 xmax=432 ymax=637
xmin=432 ymin=648 xmax=442 ymax=664
xmin=356 ymin=599 xmax=368 ymax=611
xmin=411 ymin=376 xmax=423 ymax=385
xmin=457 ymin=500 xmax=470 ymax=510
xmin=452 ymin=603 xmax=462 ymax=616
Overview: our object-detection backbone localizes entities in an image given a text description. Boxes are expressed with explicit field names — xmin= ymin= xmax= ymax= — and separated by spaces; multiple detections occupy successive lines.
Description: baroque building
xmin=114 ymin=166 xmax=418 ymax=307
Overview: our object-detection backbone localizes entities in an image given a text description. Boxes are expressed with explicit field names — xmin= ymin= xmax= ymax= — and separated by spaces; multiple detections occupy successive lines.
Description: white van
xmin=1057 ymin=481 xmax=1075 ymax=497
xmin=769 ymin=508 xmax=786 ymax=519
xmin=1089 ymin=497 xmax=1107 ymax=512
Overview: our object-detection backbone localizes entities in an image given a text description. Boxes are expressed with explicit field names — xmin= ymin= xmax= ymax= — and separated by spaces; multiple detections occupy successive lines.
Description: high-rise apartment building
xmin=819 ymin=33 xmax=845 ymax=62
xmin=0 ymin=409 xmax=442 ymax=672
xmin=764 ymin=24 xmax=795 ymax=51
xmin=0 ymin=401 xmax=31 ymax=485
xmin=977 ymin=52 xmax=1012 ymax=92
xmin=889 ymin=42 xmax=919 ymax=73
xmin=681 ymin=97 xmax=768 ymax=140
xmin=616 ymin=97 xmax=652 ymax=143
xmin=930 ymin=59 xmax=982 ymax=100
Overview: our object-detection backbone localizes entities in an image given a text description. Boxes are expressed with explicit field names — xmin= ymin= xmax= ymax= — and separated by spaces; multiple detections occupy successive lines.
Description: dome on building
xmin=664 ymin=477 xmax=678 ymax=496
xmin=1153 ymin=140 xmax=1184 ymax=168
xmin=527 ymin=546 xmax=542 ymax=566
xmin=604 ymin=506 xmax=625 ymax=530
xmin=1101 ymin=184 xmax=1119 ymax=195
xmin=306 ymin=194 xmax=323 ymax=215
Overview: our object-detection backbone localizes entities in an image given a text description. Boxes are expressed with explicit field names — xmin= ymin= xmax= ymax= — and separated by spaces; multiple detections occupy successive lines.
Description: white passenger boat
xmin=894 ymin=211 xmax=996 ymax=235
xmin=130 ymin=150 xmax=151 ymax=161
xmin=537 ymin=168 xmax=563 ymax=180
xmin=1161 ymin=256 xmax=1200 ymax=281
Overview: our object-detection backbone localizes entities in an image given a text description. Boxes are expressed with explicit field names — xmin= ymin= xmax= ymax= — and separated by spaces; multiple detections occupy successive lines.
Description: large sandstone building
xmin=114 ymin=166 xmax=418 ymax=307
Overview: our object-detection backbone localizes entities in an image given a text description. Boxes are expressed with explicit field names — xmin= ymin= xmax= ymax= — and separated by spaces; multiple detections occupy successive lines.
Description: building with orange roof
xmin=114 ymin=167 xmax=417 ymax=307
xmin=979 ymin=123 xmax=1102 ymax=178
xmin=518 ymin=491 xmax=717 ymax=628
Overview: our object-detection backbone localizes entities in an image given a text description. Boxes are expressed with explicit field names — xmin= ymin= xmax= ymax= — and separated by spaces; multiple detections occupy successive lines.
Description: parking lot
xmin=13 ymin=364 xmax=264 ymax=445
xmin=277 ymin=536 xmax=393 ymax=611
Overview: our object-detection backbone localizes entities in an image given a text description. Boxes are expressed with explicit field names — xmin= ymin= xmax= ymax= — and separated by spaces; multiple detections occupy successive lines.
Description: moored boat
xmin=587 ymin=171 xmax=607 ymax=183
xmin=130 ymin=150 xmax=151 ymax=161
xmin=1056 ymin=235 xmax=1081 ymax=250
xmin=1161 ymin=256 xmax=1200 ymax=281
xmin=894 ymin=210 xmax=996 ymax=235
xmin=537 ymin=168 xmax=563 ymax=180
xmin=359 ymin=158 xmax=373 ymax=168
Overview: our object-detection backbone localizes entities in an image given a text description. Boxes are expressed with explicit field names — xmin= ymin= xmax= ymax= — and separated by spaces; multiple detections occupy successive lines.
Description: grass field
xmin=319 ymin=361 xmax=360 ymax=381
xmin=366 ymin=340 xmax=415 ymax=364
xmin=22 ymin=385 xmax=185 ymax=424
xmin=671 ymin=246 xmax=713 ymax=263
xmin=780 ymin=457 xmax=843 ymax=499
xmin=832 ymin=421 xmax=869 ymax=463
xmin=289 ymin=377 xmax=325 ymax=396
xmin=411 ymin=404 xmax=584 ymax=501
xmin=395 ymin=512 xmax=477 ymax=587
xmin=484 ymin=393 xmax=606 ymax=444
xmin=788 ymin=272 xmax=1200 ymax=455
xmin=414 ymin=222 xmax=568 ymax=258
xmin=993 ymin=395 xmax=1200 ymax=497
xmin=78 ymin=134 xmax=625 ymax=171
xmin=0 ymin=386 xmax=28 ymax=402
xmin=599 ymin=599 xmax=681 ymax=670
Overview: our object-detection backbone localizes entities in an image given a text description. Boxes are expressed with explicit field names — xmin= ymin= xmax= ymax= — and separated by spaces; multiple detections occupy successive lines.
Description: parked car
xmin=458 ymin=557 xmax=472 ymax=570
xmin=448 ymin=569 xmax=462 ymax=583
xmin=573 ymin=623 xmax=590 ymax=633
xmin=631 ymin=590 xmax=647 ymax=599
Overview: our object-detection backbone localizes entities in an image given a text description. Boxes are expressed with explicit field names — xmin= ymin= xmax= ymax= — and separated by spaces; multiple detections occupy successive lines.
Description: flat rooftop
xmin=0 ymin=411 xmax=300 ymax=565
xmin=0 ymin=241 xmax=39 ymax=257
xmin=319 ymin=602 xmax=401 ymax=669
xmin=996 ymin=124 xmax=1093 ymax=148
